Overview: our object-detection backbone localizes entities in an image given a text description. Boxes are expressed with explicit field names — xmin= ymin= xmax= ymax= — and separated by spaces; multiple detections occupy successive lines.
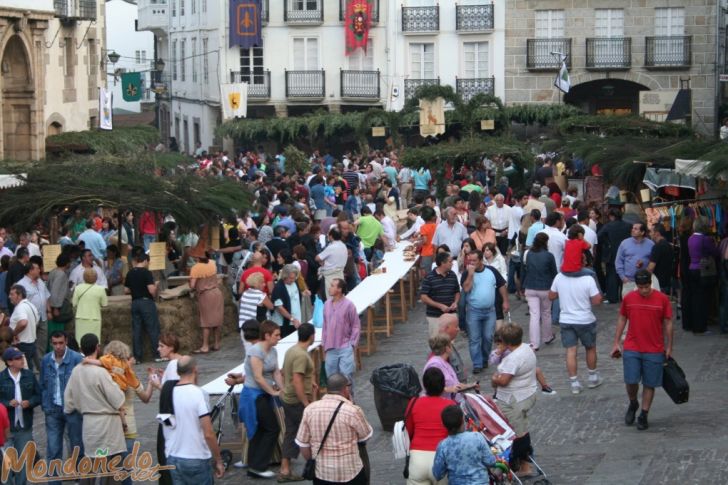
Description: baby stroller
xmin=460 ymin=393 xmax=550 ymax=485
xmin=209 ymin=385 xmax=237 ymax=470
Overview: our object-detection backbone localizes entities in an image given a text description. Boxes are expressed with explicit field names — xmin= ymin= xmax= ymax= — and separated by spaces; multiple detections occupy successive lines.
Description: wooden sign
xmin=211 ymin=225 xmax=221 ymax=250
xmin=148 ymin=242 xmax=167 ymax=271
xmin=42 ymin=244 xmax=61 ymax=272
xmin=372 ymin=126 xmax=386 ymax=137
xmin=480 ymin=119 xmax=495 ymax=131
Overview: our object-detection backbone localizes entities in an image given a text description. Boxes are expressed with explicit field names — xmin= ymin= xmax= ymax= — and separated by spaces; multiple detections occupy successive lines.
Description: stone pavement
xmin=28 ymin=294 xmax=728 ymax=484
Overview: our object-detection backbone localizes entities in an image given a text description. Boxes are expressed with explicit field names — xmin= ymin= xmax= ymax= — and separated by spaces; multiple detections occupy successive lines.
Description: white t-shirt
xmin=550 ymin=273 xmax=600 ymax=324
xmin=10 ymin=299 xmax=38 ymax=344
xmin=496 ymin=344 xmax=538 ymax=403
xmin=162 ymin=359 xmax=179 ymax=384
xmin=539 ymin=226 xmax=567 ymax=268
xmin=318 ymin=240 xmax=348 ymax=270
xmin=69 ymin=263 xmax=108 ymax=290
xmin=580 ymin=224 xmax=598 ymax=255
xmin=164 ymin=384 xmax=212 ymax=459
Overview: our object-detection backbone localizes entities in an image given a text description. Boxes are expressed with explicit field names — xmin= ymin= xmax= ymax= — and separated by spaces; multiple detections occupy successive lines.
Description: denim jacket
xmin=0 ymin=368 xmax=42 ymax=431
xmin=39 ymin=349 xmax=83 ymax=413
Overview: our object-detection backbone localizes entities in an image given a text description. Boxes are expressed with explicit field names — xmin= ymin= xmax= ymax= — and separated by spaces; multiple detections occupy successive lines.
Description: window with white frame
xmin=141 ymin=50 xmax=147 ymax=63
xmin=202 ymin=38 xmax=209 ymax=83
xmin=191 ymin=0 xmax=196 ymax=14
xmin=533 ymin=10 xmax=564 ymax=68
xmin=655 ymin=7 xmax=684 ymax=36
xmin=135 ymin=50 xmax=141 ymax=64
xmin=202 ymin=0 xmax=206 ymax=13
xmin=240 ymin=43 xmax=265 ymax=83
xmin=180 ymin=0 xmax=185 ymax=16
xmin=409 ymin=43 xmax=435 ymax=79
xmin=292 ymin=0 xmax=320 ymax=11
xmin=172 ymin=0 xmax=176 ymax=16
xmin=653 ymin=7 xmax=686 ymax=65
xmin=172 ymin=40 xmax=177 ymax=80
xmin=595 ymin=9 xmax=623 ymax=37
xmin=292 ymin=38 xmax=319 ymax=70
xmin=347 ymin=39 xmax=374 ymax=71
xmin=180 ymin=39 xmax=186 ymax=81
xmin=462 ymin=41 xmax=488 ymax=78
xmin=191 ymin=38 xmax=197 ymax=82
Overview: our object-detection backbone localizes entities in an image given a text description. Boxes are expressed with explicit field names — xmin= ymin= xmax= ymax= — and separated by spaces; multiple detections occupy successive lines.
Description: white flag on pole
xmin=99 ymin=87 xmax=113 ymax=130
xmin=554 ymin=55 xmax=570 ymax=94
xmin=220 ymin=83 xmax=248 ymax=120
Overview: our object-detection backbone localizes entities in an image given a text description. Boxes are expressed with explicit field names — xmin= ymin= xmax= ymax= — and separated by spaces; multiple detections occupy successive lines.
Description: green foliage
xmin=0 ymin=154 xmax=252 ymax=230
xmin=505 ymin=104 xmax=583 ymax=126
xmin=556 ymin=115 xmax=692 ymax=138
xmin=46 ymin=126 xmax=161 ymax=156
xmin=283 ymin=145 xmax=308 ymax=175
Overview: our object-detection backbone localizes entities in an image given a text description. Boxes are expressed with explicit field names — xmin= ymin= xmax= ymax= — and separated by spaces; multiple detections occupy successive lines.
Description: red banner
xmin=345 ymin=0 xmax=372 ymax=56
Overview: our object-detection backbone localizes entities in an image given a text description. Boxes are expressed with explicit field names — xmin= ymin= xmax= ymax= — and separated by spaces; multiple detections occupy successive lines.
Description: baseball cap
xmin=2 ymin=347 xmax=23 ymax=361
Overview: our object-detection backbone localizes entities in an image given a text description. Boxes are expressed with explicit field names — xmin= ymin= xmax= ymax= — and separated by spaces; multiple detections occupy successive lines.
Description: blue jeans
xmin=3 ymin=427 xmax=34 ymax=485
xmin=507 ymin=258 xmax=521 ymax=294
xmin=325 ymin=346 xmax=355 ymax=386
xmin=45 ymin=406 xmax=83 ymax=485
xmin=131 ymin=299 xmax=161 ymax=362
xmin=457 ymin=294 xmax=468 ymax=334
xmin=466 ymin=306 xmax=496 ymax=369
xmin=142 ymin=234 xmax=156 ymax=251
xmin=16 ymin=343 xmax=35 ymax=372
xmin=551 ymin=298 xmax=561 ymax=326
xmin=167 ymin=456 xmax=214 ymax=485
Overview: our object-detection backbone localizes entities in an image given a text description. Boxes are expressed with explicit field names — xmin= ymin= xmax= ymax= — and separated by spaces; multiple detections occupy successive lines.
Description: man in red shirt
xmin=611 ymin=269 xmax=673 ymax=431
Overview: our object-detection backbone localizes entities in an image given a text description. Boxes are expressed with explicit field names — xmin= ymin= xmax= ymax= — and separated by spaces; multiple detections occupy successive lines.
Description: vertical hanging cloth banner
xmin=553 ymin=54 xmax=570 ymax=94
xmin=220 ymin=83 xmax=248 ymax=120
xmin=99 ymin=87 xmax=113 ymax=130
xmin=230 ymin=0 xmax=262 ymax=48
xmin=121 ymin=72 xmax=143 ymax=102
xmin=345 ymin=0 xmax=373 ymax=55
xmin=419 ymin=97 xmax=446 ymax=138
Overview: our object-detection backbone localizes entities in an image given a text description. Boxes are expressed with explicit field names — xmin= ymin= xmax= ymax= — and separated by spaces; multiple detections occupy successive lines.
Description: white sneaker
xmin=233 ymin=461 xmax=247 ymax=469
xmin=570 ymin=381 xmax=583 ymax=395
xmin=588 ymin=375 xmax=603 ymax=389
xmin=248 ymin=469 xmax=275 ymax=478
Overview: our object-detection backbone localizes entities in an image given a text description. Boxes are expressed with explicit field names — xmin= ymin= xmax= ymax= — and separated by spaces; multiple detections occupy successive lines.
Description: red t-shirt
xmin=620 ymin=289 xmax=672 ymax=353
xmin=561 ymin=239 xmax=590 ymax=272
xmin=240 ymin=266 xmax=274 ymax=295
xmin=0 ymin=404 xmax=9 ymax=446
xmin=405 ymin=396 xmax=456 ymax=452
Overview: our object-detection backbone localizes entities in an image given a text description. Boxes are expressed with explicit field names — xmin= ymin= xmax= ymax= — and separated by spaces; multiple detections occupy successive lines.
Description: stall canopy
xmin=674 ymin=159 xmax=727 ymax=180
xmin=643 ymin=167 xmax=696 ymax=192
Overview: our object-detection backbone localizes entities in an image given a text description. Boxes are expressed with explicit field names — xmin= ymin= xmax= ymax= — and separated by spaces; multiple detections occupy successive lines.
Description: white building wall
xmin=106 ymin=0 xmax=155 ymax=113
xmin=44 ymin=0 xmax=107 ymax=133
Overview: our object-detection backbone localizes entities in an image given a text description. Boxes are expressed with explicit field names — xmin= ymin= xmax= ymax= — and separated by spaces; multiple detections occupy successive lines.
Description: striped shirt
xmin=239 ymin=288 xmax=265 ymax=327
xmin=342 ymin=170 xmax=359 ymax=194
xmin=322 ymin=297 xmax=360 ymax=351
xmin=295 ymin=394 xmax=373 ymax=483
xmin=420 ymin=269 xmax=460 ymax=317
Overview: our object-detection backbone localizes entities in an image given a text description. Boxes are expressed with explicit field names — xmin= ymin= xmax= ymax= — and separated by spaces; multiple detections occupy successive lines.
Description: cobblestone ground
xmin=29 ymin=295 xmax=728 ymax=484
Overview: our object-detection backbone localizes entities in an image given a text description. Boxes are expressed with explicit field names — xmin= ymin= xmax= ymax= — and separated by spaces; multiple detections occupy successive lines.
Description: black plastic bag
xmin=663 ymin=357 xmax=689 ymax=404
xmin=370 ymin=363 xmax=422 ymax=397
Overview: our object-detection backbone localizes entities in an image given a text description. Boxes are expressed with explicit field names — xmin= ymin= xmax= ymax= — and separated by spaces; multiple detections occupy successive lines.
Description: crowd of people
xmin=0 ymin=145 xmax=723 ymax=484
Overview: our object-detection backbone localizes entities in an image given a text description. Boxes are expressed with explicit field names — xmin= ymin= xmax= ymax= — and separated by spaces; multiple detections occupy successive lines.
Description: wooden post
xmin=49 ymin=216 xmax=59 ymax=244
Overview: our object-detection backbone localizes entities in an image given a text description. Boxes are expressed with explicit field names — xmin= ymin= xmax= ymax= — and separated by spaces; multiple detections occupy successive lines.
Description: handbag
xmin=662 ymin=357 xmax=689 ymax=404
xmin=55 ymin=299 xmax=74 ymax=323
xmin=699 ymin=256 xmax=717 ymax=279
xmin=392 ymin=397 xmax=418 ymax=478
xmin=302 ymin=401 xmax=344 ymax=481
xmin=312 ymin=296 xmax=325 ymax=328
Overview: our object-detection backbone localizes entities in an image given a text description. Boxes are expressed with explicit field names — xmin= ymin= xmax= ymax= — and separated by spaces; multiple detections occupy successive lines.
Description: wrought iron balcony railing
xmin=402 ymin=6 xmax=439 ymax=33
xmin=586 ymin=37 xmax=632 ymax=70
xmin=78 ymin=0 xmax=96 ymax=19
xmin=404 ymin=78 xmax=440 ymax=100
xmin=285 ymin=70 xmax=325 ymax=98
xmin=456 ymin=4 xmax=494 ymax=32
xmin=339 ymin=0 xmax=379 ymax=23
xmin=456 ymin=77 xmax=495 ymax=102
xmin=526 ymin=38 xmax=572 ymax=70
xmin=230 ymin=70 xmax=271 ymax=98
xmin=645 ymin=36 xmax=691 ymax=69
xmin=284 ymin=0 xmax=324 ymax=24
xmin=341 ymin=70 xmax=380 ymax=99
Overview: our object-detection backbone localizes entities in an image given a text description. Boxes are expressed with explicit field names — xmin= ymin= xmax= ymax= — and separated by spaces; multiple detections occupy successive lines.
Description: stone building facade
xmin=504 ymin=0 xmax=721 ymax=134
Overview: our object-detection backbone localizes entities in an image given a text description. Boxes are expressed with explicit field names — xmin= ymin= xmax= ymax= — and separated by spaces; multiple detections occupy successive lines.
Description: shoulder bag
xmin=392 ymin=396 xmax=419 ymax=478
xmin=302 ymin=401 xmax=344 ymax=481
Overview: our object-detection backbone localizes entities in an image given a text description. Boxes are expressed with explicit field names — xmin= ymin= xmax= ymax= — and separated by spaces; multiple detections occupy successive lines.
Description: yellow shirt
xmin=72 ymin=283 xmax=108 ymax=320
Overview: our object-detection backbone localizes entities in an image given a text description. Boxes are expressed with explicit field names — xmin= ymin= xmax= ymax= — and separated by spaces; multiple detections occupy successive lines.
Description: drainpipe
xmin=715 ymin=1 xmax=722 ymax=138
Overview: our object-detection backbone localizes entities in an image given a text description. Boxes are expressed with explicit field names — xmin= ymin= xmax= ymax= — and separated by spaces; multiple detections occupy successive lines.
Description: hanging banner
xmin=419 ymin=97 xmax=445 ymax=138
xmin=99 ymin=87 xmax=113 ymax=130
xmin=229 ymin=0 xmax=262 ymax=48
xmin=220 ymin=83 xmax=248 ymax=120
xmin=345 ymin=0 xmax=372 ymax=55
xmin=121 ymin=72 xmax=142 ymax=102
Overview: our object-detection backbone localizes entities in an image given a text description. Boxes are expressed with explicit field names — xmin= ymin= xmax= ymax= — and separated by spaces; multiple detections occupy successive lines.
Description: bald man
xmin=486 ymin=194 xmax=512 ymax=256
xmin=432 ymin=207 xmax=469 ymax=255
xmin=433 ymin=313 xmax=467 ymax=382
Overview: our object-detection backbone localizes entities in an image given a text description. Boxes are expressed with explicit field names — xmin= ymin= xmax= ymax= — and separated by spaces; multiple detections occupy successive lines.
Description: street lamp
xmin=154 ymin=58 xmax=165 ymax=73
xmin=107 ymin=51 xmax=121 ymax=65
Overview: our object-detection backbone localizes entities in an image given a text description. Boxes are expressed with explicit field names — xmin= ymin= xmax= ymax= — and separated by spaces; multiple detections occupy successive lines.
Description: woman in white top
xmin=483 ymin=242 xmax=508 ymax=327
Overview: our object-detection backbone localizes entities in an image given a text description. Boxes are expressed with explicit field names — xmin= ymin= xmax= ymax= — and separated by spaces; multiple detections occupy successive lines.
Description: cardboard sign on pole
xmin=42 ymin=245 xmax=62 ymax=272
xmin=211 ymin=226 xmax=221 ymax=250
xmin=148 ymin=242 xmax=167 ymax=271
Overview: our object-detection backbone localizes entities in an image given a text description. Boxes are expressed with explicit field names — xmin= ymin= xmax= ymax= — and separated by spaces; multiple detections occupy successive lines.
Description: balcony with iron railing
xmin=286 ymin=70 xmax=325 ymax=98
xmin=645 ymin=36 xmax=691 ymax=69
xmin=402 ymin=5 xmax=439 ymax=33
xmin=341 ymin=70 xmax=380 ymax=99
xmin=586 ymin=37 xmax=632 ymax=70
xmin=78 ymin=0 xmax=96 ymax=19
xmin=284 ymin=0 xmax=324 ymax=24
xmin=404 ymin=78 xmax=440 ymax=100
xmin=230 ymin=70 xmax=271 ymax=99
xmin=339 ymin=0 xmax=379 ymax=23
xmin=456 ymin=4 xmax=494 ymax=32
xmin=456 ymin=77 xmax=495 ymax=102
xmin=137 ymin=0 xmax=168 ymax=33
xmin=526 ymin=38 xmax=571 ymax=71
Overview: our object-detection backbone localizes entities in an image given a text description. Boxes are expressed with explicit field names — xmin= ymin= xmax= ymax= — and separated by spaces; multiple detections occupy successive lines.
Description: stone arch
xmin=568 ymin=71 xmax=663 ymax=92
xmin=46 ymin=113 xmax=67 ymax=136
xmin=1 ymin=32 xmax=35 ymax=161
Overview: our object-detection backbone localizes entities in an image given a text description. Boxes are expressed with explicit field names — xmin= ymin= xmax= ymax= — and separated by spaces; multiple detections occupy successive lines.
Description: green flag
xmin=121 ymin=72 xmax=142 ymax=102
